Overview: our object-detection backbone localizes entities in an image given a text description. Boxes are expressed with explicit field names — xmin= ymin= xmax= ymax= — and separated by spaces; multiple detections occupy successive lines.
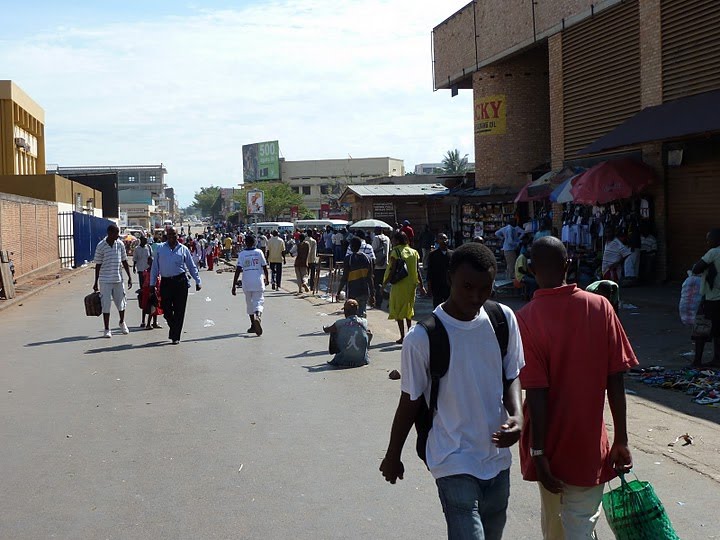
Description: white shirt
xmin=602 ymin=238 xmax=632 ymax=274
xmin=94 ymin=238 xmax=128 ymax=284
xmin=345 ymin=240 xmax=376 ymax=263
xmin=372 ymin=234 xmax=390 ymax=269
xmin=401 ymin=304 xmax=525 ymax=481
xmin=237 ymin=248 xmax=267 ymax=292
xmin=256 ymin=235 xmax=268 ymax=249
xmin=133 ymin=245 xmax=151 ymax=273
xmin=495 ymin=224 xmax=522 ymax=252
xmin=332 ymin=232 xmax=344 ymax=246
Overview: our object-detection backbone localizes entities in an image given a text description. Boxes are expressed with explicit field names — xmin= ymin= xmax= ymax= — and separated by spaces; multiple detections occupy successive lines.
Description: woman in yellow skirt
xmin=383 ymin=231 xmax=426 ymax=344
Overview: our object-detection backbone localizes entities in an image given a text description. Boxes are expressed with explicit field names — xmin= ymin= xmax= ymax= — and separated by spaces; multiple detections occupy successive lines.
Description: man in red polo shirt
xmin=516 ymin=236 xmax=637 ymax=539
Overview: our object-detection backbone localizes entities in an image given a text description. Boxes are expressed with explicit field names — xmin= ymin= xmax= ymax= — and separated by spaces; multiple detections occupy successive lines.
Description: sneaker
xmin=103 ymin=329 xmax=112 ymax=338
xmin=171 ymin=339 xmax=179 ymax=345
xmin=253 ymin=317 xmax=263 ymax=336
xmin=120 ymin=322 xmax=130 ymax=335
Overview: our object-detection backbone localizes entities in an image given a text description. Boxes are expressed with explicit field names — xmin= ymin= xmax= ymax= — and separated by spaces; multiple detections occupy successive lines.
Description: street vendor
xmin=691 ymin=228 xmax=720 ymax=367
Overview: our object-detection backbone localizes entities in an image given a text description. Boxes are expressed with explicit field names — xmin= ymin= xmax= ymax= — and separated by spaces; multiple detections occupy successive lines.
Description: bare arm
xmin=231 ymin=265 xmax=242 ymax=296
xmin=93 ymin=264 xmax=101 ymax=291
xmin=526 ymin=387 xmax=565 ymax=493
xmin=493 ymin=376 xmax=523 ymax=448
xmin=692 ymin=259 xmax=709 ymax=275
xmin=607 ymin=372 xmax=633 ymax=473
xmin=379 ymin=392 xmax=422 ymax=484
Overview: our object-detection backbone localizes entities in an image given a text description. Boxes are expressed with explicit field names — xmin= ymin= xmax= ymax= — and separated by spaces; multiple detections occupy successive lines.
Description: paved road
xmin=1 ymin=268 xmax=717 ymax=539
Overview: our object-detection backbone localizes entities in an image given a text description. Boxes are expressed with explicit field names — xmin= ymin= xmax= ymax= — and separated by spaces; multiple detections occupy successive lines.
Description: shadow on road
xmin=302 ymin=363 xmax=335 ymax=373
xmin=182 ymin=333 xmax=243 ymax=343
xmin=26 ymin=335 xmax=96 ymax=347
xmin=85 ymin=341 xmax=167 ymax=354
xmin=286 ymin=349 xmax=327 ymax=359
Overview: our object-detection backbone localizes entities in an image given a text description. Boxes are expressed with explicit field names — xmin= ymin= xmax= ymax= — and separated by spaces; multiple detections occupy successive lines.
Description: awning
xmin=579 ymin=89 xmax=720 ymax=155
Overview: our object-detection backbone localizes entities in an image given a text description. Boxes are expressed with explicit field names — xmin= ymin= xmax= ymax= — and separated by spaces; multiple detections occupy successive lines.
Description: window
xmin=320 ymin=185 xmax=330 ymax=195
xmin=149 ymin=175 xmax=157 ymax=182
xmin=291 ymin=186 xmax=300 ymax=194
xmin=302 ymin=186 xmax=311 ymax=195
xmin=128 ymin=175 xmax=137 ymax=183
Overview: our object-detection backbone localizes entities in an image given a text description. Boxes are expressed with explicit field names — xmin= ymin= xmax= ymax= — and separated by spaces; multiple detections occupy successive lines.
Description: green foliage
xmin=193 ymin=186 xmax=222 ymax=217
xmin=234 ymin=182 xmax=308 ymax=220
xmin=442 ymin=149 xmax=471 ymax=174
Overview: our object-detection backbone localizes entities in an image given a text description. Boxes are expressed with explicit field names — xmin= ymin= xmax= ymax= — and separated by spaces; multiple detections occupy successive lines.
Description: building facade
xmin=0 ymin=80 xmax=46 ymax=176
xmin=54 ymin=164 xmax=170 ymax=227
xmin=280 ymin=157 xmax=404 ymax=216
xmin=433 ymin=0 xmax=720 ymax=280
xmin=414 ymin=162 xmax=475 ymax=175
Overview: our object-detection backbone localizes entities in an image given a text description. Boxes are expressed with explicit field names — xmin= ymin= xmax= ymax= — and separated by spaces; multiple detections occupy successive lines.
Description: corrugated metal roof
xmin=345 ymin=184 xmax=449 ymax=197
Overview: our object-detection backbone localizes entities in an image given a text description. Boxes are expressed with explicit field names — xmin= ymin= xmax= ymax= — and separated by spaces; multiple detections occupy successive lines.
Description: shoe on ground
xmin=253 ymin=317 xmax=263 ymax=336
xmin=246 ymin=327 xmax=254 ymax=333
xmin=272 ymin=283 xmax=276 ymax=290
xmin=103 ymin=329 xmax=112 ymax=338
xmin=152 ymin=323 xmax=163 ymax=329
xmin=171 ymin=339 xmax=179 ymax=345
xmin=120 ymin=322 xmax=130 ymax=335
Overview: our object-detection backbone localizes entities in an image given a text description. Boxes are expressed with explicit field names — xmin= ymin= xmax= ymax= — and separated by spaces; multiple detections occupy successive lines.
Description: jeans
xmin=270 ymin=262 xmax=283 ymax=287
xmin=436 ymin=469 xmax=510 ymax=540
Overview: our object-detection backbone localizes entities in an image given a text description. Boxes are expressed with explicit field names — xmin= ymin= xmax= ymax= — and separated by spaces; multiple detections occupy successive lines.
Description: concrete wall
xmin=473 ymin=46 xmax=550 ymax=189
xmin=0 ymin=192 xmax=59 ymax=279
xmin=0 ymin=81 xmax=46 ymax=176
xmin=433 ymin=0 xmax=625 ymax=88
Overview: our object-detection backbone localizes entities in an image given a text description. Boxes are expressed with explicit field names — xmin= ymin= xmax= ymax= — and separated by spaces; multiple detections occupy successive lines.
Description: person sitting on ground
xmin=337 ymin=237 xmax=374 ymax=317
xmin=323 ymin=299 xmax=370 ymax=368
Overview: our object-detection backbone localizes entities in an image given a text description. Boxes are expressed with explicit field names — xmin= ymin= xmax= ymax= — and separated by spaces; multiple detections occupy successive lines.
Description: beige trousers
xmin=538 ymin=482 xmax=604 ymax=540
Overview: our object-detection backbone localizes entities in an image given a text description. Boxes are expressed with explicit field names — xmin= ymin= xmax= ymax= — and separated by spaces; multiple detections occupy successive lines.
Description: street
xmin=1 ymin=267 xmax=718 ymax=539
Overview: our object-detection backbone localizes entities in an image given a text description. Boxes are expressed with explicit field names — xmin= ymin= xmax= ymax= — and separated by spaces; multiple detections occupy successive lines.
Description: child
xmin=139 ymin=267 xmax=163 ymax=329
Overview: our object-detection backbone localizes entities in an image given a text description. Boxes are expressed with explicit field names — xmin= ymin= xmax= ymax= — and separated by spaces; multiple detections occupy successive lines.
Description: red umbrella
xmin=570 ymin=158 xmax=656 ymax=205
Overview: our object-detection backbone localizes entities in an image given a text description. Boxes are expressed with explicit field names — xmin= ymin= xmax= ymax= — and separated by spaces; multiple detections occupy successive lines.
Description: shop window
xmin=302 ymin=186 xmax=311 ymax=195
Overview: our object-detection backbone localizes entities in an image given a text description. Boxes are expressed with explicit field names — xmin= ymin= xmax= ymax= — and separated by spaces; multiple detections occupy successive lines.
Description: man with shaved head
xmin=516 ymin=236 xmax=638 ymax=539
xmin=691 ymin=228 xmax=720 ymax=367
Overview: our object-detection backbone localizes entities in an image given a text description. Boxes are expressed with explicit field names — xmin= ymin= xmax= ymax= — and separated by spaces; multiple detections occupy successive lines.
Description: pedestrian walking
xmin=93 ymin=224 xmax=133 ymax=338
xmin=380 ymin=242 xmax=525 ymax=540
xmin=382 ymin=232 xmax=425 ymax=344
xmin=337 ymin=237 xmax=374 ymax=317
xmin=267 ymin=230 xmax=286 ymax=290
xmin=516 ymin=236 xmax=637 ymax=539
xmin=307 ymin=230 xmax=318 ymax=291
xmin=232 ymin=235 xmax=269 ymax=336
xmin=150 ymin=227 xmax=202 ymax=345
xmin=496 ymin=221 xmax=523 ymax=280
xmin=132 ymin=236 xmax=151 ymax=277
xmin=425 ymin=233 xmax=453 ymax=308
xmin=691 ymin=227 xmax=720 ymax=367
xmin=400 ymin=220 xmax=415 ymax=247
xmin=294 ymin=233 xmax=311 ymax=293
xmin=371 ymin=226 xmax=390 ymax=309
xmin=332 ymin=228 xmax=344 ymax=266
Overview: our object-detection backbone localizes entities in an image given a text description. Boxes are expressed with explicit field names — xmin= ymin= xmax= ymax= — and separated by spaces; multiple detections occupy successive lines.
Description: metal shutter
xmin=662 ymin=0 xmax=720 ymax=101
xmin=667 ymin=157 xmax=720 ymax=280
xmin=563 ymin=1 xmax=641 ymax=156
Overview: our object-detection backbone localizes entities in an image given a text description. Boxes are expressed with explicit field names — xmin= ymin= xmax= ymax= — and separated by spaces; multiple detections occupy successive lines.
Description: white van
xmin=248 ymin=221 xmax=295 ymax=235
xmin=295 ymin=219 xmax=349 ymax=232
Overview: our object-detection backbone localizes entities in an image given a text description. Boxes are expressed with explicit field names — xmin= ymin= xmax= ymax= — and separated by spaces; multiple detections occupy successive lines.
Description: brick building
xmin=433 ymin=0 xmax=720 ymax=280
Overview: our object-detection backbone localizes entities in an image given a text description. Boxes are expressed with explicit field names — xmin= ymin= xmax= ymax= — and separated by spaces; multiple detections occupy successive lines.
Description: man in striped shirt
xmin=93 ymin=224 xmax=133 ymax=338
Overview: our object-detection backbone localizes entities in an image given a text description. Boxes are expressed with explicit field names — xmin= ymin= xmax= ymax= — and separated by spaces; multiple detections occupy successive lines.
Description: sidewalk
xmin=0 ymin=265 xmax=93 ymax=313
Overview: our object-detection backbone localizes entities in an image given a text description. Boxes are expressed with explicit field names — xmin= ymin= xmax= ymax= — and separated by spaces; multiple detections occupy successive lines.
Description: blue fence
xmin=72 ymin=212 xmax=114 ymax=267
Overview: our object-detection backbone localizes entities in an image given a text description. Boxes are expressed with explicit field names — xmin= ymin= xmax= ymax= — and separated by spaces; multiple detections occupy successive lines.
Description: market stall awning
xmin=570 ymin=158 xmax=656 ymax=205
xmin=578 ymin=89 xmax=720 ymax=155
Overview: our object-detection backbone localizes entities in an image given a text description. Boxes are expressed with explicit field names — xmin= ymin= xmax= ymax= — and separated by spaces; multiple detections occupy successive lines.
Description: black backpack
xmin=414 ymin=300 xmax=509 ymax=465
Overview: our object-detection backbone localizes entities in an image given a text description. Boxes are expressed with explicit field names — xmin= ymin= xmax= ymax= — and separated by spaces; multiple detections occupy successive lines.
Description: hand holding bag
xmin=602 ymin=472 xmax=679 ymax=540
xmin=84 ymin=291 xmax=102 ymax=317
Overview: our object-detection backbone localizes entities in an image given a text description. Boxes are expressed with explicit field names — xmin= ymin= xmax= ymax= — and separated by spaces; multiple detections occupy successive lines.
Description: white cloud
xmin=0 ymin=0 xmax=474 ymax=204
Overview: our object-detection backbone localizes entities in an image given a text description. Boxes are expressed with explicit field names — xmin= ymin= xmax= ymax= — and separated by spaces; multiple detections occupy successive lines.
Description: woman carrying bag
xmin=382 ymin=231 xmax=425 ymax=344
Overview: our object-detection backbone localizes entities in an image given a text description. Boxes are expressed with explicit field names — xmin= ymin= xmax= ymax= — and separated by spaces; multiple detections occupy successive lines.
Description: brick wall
xmin=640 ymin=0 xmax=663 ymax=107
xmin=472 ymin=46 xmax=550 ymax=189
xmin=548 ymin=33 xmax=564 ymax=170
xmin=0 ymin=193 xmax=59 ymax=279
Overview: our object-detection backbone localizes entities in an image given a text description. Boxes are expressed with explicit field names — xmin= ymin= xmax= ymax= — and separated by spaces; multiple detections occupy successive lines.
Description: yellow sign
xmin=474 ymin=94 xmax=507 ymax=135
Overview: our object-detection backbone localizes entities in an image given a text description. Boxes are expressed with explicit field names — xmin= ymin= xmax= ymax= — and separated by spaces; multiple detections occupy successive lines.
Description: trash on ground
xmin=668 ymin=433 xmax=693 ymax=447
xmin=205 ymin=297 xmax=212 ymax=302
xmin=388 ymin=370 xmax=401 ymax=380
xmin=625 ymin=389 xmax=638 ymax=395
xmin=203 ymin=320 xmax=215 ymax=327
xmin=621 ymin=302 xmax=639 ymax=309
xmin=238 ymin=464 xmax=244 ymax=473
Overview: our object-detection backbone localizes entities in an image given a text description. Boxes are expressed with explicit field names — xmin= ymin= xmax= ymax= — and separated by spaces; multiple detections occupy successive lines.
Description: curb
xmin=0 ymin=266 xmax=93 ymax=313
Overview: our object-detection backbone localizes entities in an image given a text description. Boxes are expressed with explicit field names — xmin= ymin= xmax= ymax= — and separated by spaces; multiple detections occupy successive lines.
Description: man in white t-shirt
xmin=93 ymin=224 xmax=133 ymax=338
xmin=380 ymin=243 xmax=525 ymax=540
xmin=232 ymin=235 xmax=269 ymax=336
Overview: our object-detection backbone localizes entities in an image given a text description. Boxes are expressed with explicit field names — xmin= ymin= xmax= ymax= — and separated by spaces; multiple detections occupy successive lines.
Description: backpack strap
xmin=418 ymin=314 xmax=450 ymax=414
xmin=484 ymin=300 xmax=509 ymax=358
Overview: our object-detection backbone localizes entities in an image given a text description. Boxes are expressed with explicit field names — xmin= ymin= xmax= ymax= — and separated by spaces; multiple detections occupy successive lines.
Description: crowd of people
xmin=89 ymin=216 xmax=720 ymax=539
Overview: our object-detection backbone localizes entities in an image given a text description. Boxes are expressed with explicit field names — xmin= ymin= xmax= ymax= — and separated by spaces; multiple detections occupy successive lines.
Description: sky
xmin=0 ymin=0 xmax=474 ymax=206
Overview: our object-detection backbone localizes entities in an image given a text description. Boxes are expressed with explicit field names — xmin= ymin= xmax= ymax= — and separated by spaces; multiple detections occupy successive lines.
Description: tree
xmin=234 ymin=182 xmax=307 ymax=220
xmin=193 ymin=186 xmax=222 ymax=217
xmin=442 ymin=149 xmax=471 ymax=174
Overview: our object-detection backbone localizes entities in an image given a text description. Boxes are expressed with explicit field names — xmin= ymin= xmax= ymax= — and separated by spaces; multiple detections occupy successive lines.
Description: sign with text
xmin=242 ymin=140 xmax=280 ymax=181
xmin=246 ymin=189 xmax=265 ymax=215
xmin=474 ymin=94 xmax=506 ymax=136
xmin=373 ymin=201 xmax=396 ymax=223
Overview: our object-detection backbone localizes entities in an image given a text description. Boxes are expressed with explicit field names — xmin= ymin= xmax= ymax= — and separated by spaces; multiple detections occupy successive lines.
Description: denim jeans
xmin=436 ymin=469 xmax=510 ymax=540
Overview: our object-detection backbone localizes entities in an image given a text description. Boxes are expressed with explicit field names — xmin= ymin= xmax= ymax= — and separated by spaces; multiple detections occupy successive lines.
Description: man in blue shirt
xmin=150 ymin=227 xmax=202 ymax=344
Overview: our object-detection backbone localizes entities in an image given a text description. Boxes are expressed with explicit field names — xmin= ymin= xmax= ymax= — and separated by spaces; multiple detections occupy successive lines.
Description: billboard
xmin=474 ymin=94 xmax=506 ymax=136
xmin=246 ymin=189 xmax=265 ymax=215
xmin=242 ymin=140 xmax=280 ymax=181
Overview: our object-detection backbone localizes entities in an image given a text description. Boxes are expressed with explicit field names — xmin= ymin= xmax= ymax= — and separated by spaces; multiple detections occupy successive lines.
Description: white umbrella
xmin=349 ymin=219 xmax=392 ymax=230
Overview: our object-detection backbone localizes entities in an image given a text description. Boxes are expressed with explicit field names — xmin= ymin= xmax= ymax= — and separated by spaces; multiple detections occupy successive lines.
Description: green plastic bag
xmin=602 ymin=473 xmax=680 ymax=540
